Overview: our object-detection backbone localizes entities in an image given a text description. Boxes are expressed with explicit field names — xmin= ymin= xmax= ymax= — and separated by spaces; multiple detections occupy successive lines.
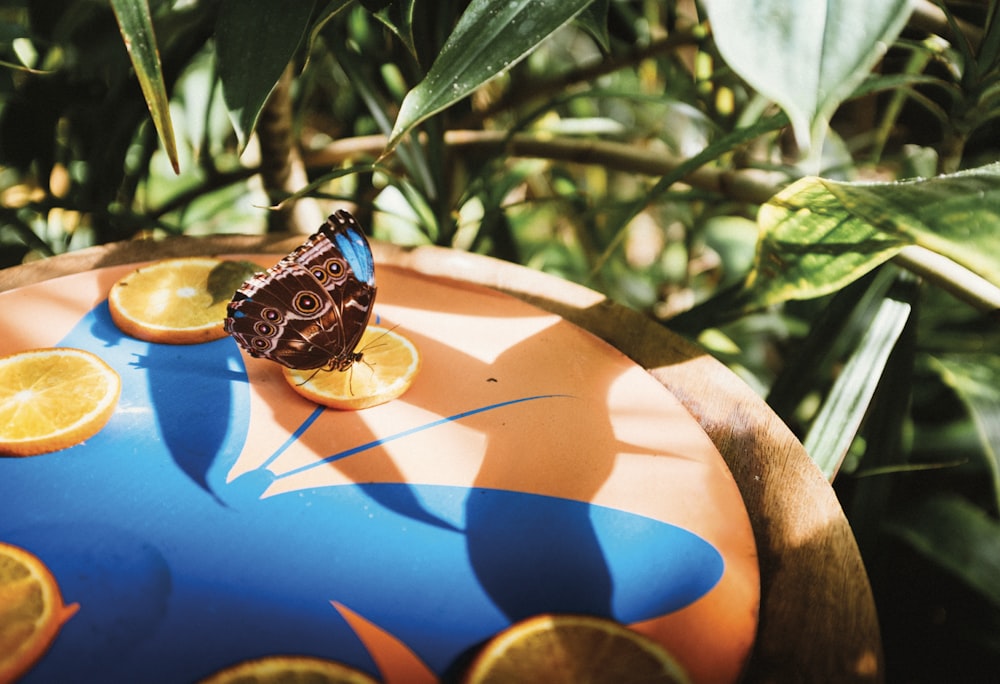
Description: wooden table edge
xmin=0 ymin=235 xmax=884 ymax=683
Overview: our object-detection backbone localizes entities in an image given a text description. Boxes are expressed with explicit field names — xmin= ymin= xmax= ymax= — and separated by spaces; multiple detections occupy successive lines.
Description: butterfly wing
xmin=225 ymin=211 xmax=376 ymax=370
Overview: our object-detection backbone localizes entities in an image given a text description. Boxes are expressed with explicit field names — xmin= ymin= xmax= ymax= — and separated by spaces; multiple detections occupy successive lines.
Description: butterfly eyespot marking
xmin=253 ymin=321 xmax=276 ymax=336
xmin=326 ymin=259 xmax=345 ymax=277
xmin=251 ymin=337 xmax=272 ymax=350
xmin=262 ymin=308 xmax=283 ymax=323
xmin=293 ymin=291 xmax=321 ymax=314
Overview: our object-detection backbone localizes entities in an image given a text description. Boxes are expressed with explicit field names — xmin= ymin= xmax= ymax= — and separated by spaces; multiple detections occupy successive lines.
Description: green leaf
xmin=386 ymin=0 xmax=593 ymax=151
xmin=216 ymin=0 xmax=316 ymax=152
xmin=746 ymin=162 xmax=1000 ymax=307
xmin=803 ymin=271 xmax=914 ymax=479
xmin=372 ymin=0 xmax=419 ymax=59
xmin=702 ymin=0 xmax=913 ymax=154
xmin=931 ymin=354 xmax=1000 ymax=511
xmin=207 ymin=260 xmax=260 ymax=305
xmin=110 ymin=0 xmax=178 ymax=172
xmin=575 ymin=0 xmax=611 ymax=53
xmin=885 ymin=494 xmax=1000 ymax=609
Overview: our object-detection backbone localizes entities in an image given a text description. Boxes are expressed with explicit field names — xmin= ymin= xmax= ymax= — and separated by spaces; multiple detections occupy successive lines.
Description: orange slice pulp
xmin=463 ymin=613 xmax=692 ymax=684
xmin=0 ymin=347 xmax=120 ymax=457
xmin=283 ymin=326 xmax=421 ymax=410
xmin=108 ymin=257 xmax=257 ymax=344
xmin=0 ymin=541 xmax=79 ymax=683
xmin=199 ymin=654 xmax=379 ymax=684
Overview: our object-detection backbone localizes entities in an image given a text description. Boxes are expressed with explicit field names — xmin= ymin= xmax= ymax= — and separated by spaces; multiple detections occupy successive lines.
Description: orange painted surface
xmin=0 ymin=258 xmax=758 ymax=683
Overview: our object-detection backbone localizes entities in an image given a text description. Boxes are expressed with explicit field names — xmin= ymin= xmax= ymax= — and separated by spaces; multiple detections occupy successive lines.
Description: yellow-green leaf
xmin=110 ymin=0 xmax=178 ymax=172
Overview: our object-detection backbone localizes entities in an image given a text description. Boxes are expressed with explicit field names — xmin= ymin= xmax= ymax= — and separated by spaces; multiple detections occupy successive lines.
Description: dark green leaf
xmin=931 ymin=354 xmax=1000 ymax=511
xmin=207 ymin=260 xmax=260 ymax=305
xmin=886 ymin=494 xmax=1000 ymax=609
xmin=575 ymin=0 xmax=611 ymax=53
xmin=110 ymin=0 xmax=178 ymax=172
xmin=216 ymin=0 xmax=315 ymax=151
xmin=387 ymin=0 xmax=593 ymax=150
xmin=372 ymin=0 xmax=418 ymax=58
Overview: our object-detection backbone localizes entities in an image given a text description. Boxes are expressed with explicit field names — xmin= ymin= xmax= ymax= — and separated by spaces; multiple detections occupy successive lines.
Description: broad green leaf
xmin=216 ymin=0 xmax=315 ymax=152
xmin=931 ymin=354 xmax=1000 ymax=511
xmin=110 ymin=0 xmax=178 ymax=172
xmin=702 ymin=0 xmax=913 ymax=154
xmin=885 ymin=494 xmax=1000 ymax=608
xmin=746 ymin=162 xmax=1000 ymax=307
xmin=386 ymin=0 xmax=593 ymax=151
xmin=824 ymin=164 xmax=1000 ymax=284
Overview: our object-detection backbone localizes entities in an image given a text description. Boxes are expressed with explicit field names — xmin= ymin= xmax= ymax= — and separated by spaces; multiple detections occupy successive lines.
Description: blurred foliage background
xmin=2 ymin=0 xmax=999 ymax=680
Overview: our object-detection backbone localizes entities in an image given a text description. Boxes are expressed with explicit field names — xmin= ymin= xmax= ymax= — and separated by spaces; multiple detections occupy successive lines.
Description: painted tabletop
xmin=0 ymin=256 xmax=758 ymax=683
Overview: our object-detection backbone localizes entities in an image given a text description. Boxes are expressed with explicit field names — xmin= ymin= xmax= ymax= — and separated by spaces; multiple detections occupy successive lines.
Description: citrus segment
xmin=283 ymin=326 xmax=421 ymax=410
xmin=199 ymin=655 xmax=379 ymax=684
xmin=463 ymin=614 xmax=692 ymax=684
xmin=0 ymin=348 xmax=121 ymax=457
xmin=0 ymin=541 xmax=79 ymax=684
xmin=108 ymin=257 xmax=256 ymax=344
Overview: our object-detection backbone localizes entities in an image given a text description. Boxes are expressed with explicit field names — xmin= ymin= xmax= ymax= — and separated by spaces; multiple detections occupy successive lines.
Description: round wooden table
xmin=0 ymin=235 xmax=882 ymax=683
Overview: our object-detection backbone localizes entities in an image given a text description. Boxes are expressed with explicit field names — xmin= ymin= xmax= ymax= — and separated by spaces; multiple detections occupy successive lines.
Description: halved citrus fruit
xmin=0 ymin=541 xmax=79 ymax=683
xmin=108 ymin=257 xmax=257 ymax=344
xmin=283 ymin=326 xmax=421 ymax=410
xmin=463 ymin=614 xmax=692 ymax=684
xmin=0 ymin=347 xmax=121 ymax=457
xmin=199 ymin=655 xmax=379 ymax=684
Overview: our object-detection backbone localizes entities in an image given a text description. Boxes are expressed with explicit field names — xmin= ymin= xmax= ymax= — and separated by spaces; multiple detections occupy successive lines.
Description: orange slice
xmin=108 ymin=257 xmax=257 ymax=344
xmin=463 ymin=614 xmax=692 ymax=684
xmin=283 ymin=326 xmax=421 ymax=410
xmin=0 ymin=347 xmax=121 ymax=457
xmin=0 ymin=541 xmax=79 ymax=683
xmin=199 ymin=655 xmax=379 ymax=684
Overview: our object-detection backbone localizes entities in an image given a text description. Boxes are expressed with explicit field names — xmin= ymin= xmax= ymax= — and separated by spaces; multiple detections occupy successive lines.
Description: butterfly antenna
xmin=360 ymin=323 xmax=399 ymax=355
xmin=296 ymin=367 xmax=324 ymax=386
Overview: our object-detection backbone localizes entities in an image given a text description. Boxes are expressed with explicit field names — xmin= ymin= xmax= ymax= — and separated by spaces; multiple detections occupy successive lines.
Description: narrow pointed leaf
xmin=216 ymin=0 xmax=315 ymax=151
xmin=931 ymin=354 xmax=1000 ymax=511
xmin=703 ymin=0 xmax=913 ymax=151
xmin=803 ymin=280 xmax=913 ymax=479
xmin=746 ymin=162 xmax=1000 ymax=308
xmin=110 ymin=0 xmax=178 ymax=172
xmin=886 ymin=494 xmax=1000 ymax=608
xmin=387 ymin=0 xmax=593 ymax=151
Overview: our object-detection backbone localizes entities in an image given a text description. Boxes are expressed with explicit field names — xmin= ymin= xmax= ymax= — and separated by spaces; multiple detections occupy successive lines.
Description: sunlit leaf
xmin=216 ymin=0 xmax=315 ymax=152
xmin=746 ymin=162 xmax=1000 ymax=307
xmin=803 ymin=271 xmax=914 ymax=479
xmin=886 ymin=494 xmax=1000 ymax=608
xmin=386 ymin=0 xmax=592 ymax=151
xmin=110 ymin=0 xmax=178 ymax=172
xmin=702 ymin=0 xmax=913 ymax=153
xmin=931 ymin=354 xmax=1000 ymax=511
